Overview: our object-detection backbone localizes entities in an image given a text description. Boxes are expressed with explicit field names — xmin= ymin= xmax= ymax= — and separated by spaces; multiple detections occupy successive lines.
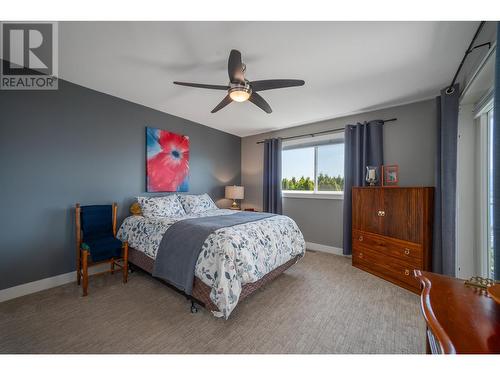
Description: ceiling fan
xmin=173 ymin=49 xmax=305 ymax=114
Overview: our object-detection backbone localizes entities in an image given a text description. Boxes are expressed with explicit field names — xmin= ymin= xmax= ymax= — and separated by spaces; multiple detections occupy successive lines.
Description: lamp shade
xmin=225 ymin=185 xmax=244 ymax=200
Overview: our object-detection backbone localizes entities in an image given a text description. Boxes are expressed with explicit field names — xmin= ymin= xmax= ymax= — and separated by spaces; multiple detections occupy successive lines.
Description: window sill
xmin=282 ymin=191 xmax=344 ymax=200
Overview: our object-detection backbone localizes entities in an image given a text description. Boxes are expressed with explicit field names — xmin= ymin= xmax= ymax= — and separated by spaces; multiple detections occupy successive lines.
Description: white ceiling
xmin=59 ymin=21 xmax=478 ymax=137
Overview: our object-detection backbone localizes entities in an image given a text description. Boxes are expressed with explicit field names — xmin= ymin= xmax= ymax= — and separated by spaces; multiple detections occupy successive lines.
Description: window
xmin=487 ymin=108 xmax=495 ymax=279
xmin=281 ymin=133 xmax=344 ymax=198
xmin=477 ymin=102 xmax=495 ymax=279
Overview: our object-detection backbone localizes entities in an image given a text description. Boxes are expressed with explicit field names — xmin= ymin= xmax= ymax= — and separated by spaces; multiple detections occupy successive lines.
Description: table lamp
xmin=225 ymin=185 xmax=244 ymax=210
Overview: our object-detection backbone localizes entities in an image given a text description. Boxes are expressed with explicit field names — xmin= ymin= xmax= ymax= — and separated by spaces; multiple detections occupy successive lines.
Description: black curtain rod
xmin=256 ymin=118 xmax=397 ymax=144
xmin=446 ymin=21 xmax=490 ymax=94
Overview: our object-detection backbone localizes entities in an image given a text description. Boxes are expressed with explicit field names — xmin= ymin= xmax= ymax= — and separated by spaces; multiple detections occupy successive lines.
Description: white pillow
xmin=178 ymin=193 xmax=217 ymax=214
xmin=137 ymin=195 xmax=186 ymax=218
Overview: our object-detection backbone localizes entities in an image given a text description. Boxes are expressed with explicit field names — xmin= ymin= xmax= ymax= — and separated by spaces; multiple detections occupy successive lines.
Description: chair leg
xmin=110 ymin=258 xmax=115 ymax=275
xmin=122 ymin=241 xmax=129 ymax=284
xmin=82 ymin=249 xmax=89 ymax=297
xmin=76 ymin=255 xmax=81 ymax=285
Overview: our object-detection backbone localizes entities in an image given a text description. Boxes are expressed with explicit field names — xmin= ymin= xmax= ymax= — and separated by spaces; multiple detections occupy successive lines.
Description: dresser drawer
xmin=352 ymin=245 xmax=420 ymax=291
xmin=352 ymin=230 xmax=423 ymax=265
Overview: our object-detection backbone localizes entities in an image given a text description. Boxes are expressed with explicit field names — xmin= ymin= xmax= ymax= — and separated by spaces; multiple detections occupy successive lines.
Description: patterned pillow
xmin=137 ymin=195 xmax=186 ymax=218
xmin=178 ymin=193 xmax=217 ymax=214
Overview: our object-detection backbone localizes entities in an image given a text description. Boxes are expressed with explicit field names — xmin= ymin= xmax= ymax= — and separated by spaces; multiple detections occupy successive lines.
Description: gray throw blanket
xmin=152 ymin=211 xmax=276 ymax=295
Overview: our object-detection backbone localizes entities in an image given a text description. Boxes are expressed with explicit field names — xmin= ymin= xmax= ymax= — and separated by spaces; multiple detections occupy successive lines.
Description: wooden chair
xmin=75 ymin=203 xmax=128 ymax=296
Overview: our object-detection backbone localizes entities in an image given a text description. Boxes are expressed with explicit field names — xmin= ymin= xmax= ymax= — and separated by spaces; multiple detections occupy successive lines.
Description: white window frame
xmin=282 ymin=132 xmax=344 ymax=200
xmin=475 ymin=98 xmax=494 ymax=278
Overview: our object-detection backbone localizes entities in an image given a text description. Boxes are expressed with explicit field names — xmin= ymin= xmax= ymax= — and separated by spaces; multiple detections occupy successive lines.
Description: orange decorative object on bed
xmin=146 ymin=127 xmax=189 ymax=192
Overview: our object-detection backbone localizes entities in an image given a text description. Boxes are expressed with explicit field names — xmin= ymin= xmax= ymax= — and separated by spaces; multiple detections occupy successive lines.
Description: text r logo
xmin=1 ymin=22 xmax=58 ymax=90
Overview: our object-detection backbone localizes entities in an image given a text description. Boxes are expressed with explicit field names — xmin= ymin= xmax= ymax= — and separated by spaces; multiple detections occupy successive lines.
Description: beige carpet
xmin=0 ymin=251 xmax=426 ymax=354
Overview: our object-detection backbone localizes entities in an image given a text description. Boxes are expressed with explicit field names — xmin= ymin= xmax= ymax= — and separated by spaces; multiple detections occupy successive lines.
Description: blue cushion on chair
xmin=80 ymin=205 xmax=113 ymax=241
xmin=83 ymin=236 xmax=123 ymax=262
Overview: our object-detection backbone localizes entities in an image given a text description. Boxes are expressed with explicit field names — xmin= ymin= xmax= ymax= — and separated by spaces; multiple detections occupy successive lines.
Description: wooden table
xmin=414 ymin=270 xmax=500 ymax=354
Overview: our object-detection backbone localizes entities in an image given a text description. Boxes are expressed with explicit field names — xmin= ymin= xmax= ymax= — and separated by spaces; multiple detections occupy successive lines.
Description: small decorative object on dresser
xmin=351 ymin=187 xmax=434 ymax=293
xmin=365 ymin=166 xmax=379 ymax=186
xmin=225 ymin=185 xmax=244 ymax=210
xmin=464 ymin=275 xmax=497 ymax=289
xmin=382 ymin=164 xmax=399 ymax=186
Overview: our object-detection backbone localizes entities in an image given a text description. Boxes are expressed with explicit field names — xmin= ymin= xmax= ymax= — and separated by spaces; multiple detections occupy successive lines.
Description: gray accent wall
xmin=0 ymin=80 xmax=241 ymax=290
xmin=241 ymin=99 xmax=437 ymax=248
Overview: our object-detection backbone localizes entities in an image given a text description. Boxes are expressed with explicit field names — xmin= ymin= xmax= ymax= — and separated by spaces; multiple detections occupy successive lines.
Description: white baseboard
xmin=306 ymin=241 xmax=345 ymax=256
xmin=1 ymin=242 xmax=347 ymax=303
xmin=0 ymin=263 xmax=110 ymax=303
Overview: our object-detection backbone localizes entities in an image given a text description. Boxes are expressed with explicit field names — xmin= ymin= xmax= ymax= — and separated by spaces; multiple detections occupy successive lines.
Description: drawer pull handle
xmin=377 ymin=210 xmax=386 ymax=217
xmin=359 ymin=253 xmax=363 ymax=258
xmin=404 ymin=269 xmax=410 ymax=276
xmin=358 ymin=235 xmax=363 ymax=241
xmin=404 ymin=248 xmax=410 ymax=255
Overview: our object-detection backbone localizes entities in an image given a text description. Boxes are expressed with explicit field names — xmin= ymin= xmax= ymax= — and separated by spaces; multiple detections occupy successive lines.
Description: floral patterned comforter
xmin=117 ymin=209 xmax=305 ymax=318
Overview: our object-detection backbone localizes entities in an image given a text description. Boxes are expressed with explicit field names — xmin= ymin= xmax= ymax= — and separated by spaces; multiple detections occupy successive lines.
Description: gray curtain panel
xmin=493 ymin=22 xmax=500 ymax=279
xmin=263 ymin=138 xmax=283 ymax=214
xmin=433 ymin=83 xmax=459 ymax=276
xmin=342 ymin=120 xmax=384 ymax=255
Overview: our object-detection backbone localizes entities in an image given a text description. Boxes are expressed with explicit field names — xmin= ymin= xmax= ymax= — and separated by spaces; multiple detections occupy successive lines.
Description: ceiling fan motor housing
xmin=229 ymin=81 xmax=252 ymax=102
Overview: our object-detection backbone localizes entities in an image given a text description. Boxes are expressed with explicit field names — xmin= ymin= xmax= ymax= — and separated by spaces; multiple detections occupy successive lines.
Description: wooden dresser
xmin=415 ymin=270 xmax=500 ymax=354
xmin=352 ymin=187 xmax=434 ymax=293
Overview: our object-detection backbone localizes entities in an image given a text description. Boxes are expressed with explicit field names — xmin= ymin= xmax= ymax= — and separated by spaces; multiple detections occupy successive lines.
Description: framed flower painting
xmin=146 ymin=127 xmax=189 ymax=192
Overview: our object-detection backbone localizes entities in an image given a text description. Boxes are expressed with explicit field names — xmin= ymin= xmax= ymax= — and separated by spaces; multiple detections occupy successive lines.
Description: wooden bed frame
xmin=128 ymin=246 xmax=301 ymax=313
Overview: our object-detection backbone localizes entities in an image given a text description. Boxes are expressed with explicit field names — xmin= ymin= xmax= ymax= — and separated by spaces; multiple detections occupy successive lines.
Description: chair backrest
xmin=79 ymin=205 xmax=114 ymax=241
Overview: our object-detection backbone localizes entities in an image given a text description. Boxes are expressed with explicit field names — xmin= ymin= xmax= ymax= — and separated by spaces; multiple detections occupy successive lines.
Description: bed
xmin=116 ymin=194 xmax=305 ymax=319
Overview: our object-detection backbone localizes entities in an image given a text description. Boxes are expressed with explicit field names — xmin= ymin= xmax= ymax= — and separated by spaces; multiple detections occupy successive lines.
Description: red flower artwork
xmin=146 ymin=128 xmax=189 ymax=192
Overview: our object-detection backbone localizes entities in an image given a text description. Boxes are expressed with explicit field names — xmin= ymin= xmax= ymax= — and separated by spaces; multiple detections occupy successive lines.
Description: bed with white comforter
xmin=117 ymin=207 xmax=305 ymax=318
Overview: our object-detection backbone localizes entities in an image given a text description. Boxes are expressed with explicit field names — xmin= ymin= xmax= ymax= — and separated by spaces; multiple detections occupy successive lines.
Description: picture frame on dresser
xmin=382 ymin=165 xmax=399 ymax=186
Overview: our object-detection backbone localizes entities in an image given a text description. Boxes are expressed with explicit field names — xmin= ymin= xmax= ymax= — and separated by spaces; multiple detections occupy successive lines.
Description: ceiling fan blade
xmin=249 ymin=92 xmax=272 ymax=114
xmin=211 ymin=95 xmax=233 ymax=113
xmin=173 ymin=81 xmax=229 ymax=90
xmin=250 ymin=79 xmax=305 ymax=92
xmin=228 ymin=49 xmax=244 ymax=83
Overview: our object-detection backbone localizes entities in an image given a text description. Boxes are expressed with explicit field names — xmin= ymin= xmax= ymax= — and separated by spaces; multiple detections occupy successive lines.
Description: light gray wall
xmin=0 ymin=80 xmax=241 ymax=290
xmin=241 ymin=99 xmax=437 ymax=248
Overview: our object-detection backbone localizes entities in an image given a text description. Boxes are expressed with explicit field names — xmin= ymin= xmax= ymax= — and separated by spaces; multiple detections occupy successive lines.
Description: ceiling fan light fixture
xmin=229 ymin=86 xmax=251 ymax=102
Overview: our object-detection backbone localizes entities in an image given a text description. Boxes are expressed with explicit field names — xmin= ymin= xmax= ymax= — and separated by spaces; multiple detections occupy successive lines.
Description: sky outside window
xmin=282 ymin=144 xmax=344 ymax=179
xmin=317 ymin=143 xmax=344 ymax=178
xmin=282 ymin=147 xmax=315 ymax=180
